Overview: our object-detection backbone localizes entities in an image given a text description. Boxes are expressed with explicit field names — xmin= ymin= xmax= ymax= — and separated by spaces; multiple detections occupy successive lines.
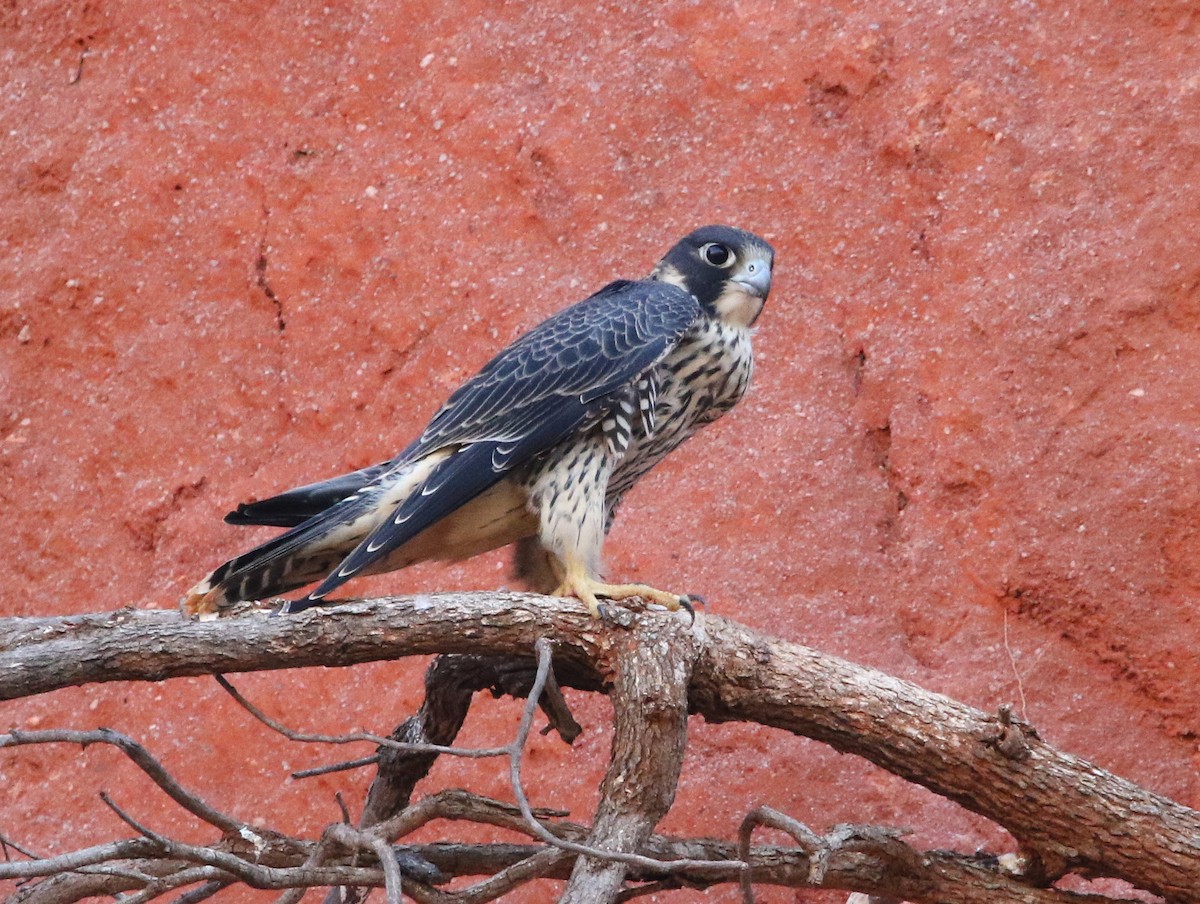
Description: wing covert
xmin=412 ymin=279 xmax=700 ymax=454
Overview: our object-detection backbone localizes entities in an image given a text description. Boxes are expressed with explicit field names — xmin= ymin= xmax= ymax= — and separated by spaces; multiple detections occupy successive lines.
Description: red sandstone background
xmin=3 ymin=1 xmax=1199 ymax=901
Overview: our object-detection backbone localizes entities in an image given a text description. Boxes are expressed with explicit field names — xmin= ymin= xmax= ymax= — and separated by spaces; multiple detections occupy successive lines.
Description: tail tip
xmin=180 ymin=577 xmax=225 ymax=619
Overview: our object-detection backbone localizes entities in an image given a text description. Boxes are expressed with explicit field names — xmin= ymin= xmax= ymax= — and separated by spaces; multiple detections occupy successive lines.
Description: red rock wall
xmin=3 ymin=1 xmax=1199 ymax=901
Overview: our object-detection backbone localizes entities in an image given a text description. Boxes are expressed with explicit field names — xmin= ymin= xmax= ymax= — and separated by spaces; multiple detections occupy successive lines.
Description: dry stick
xmin=214 ymin=674 xmax=510 ymax=760
xmin=293 ymin=754 xmax=381 ymax=779
xmin=369 ymin=837 xmax=403 ymax=904
xmin=0 ymin=729 xmax=248 ymax=839
xmin=117 ymin=867 xmax=229 ymax=904
xmin=735 ymin=807 xmax=1115 ymax=904
xmin=444 ymin=848 xmax=570 ymax=904
xmin=0 ymin=832 xmax=40 ymax=860
xmin=739 ymin=806 xmax=825 ymax=903
xmin=368 ymin=789 xmax=570 ymax=845
xmin=321 ymin=822 xmax=453 ymax=904
xmin=0 ymin=839 xmax=163 ymax=881
xmin=334 ymin=791 xmax=353 ymax=826
xmin=273 ymin=839 xmax=332 ymax=904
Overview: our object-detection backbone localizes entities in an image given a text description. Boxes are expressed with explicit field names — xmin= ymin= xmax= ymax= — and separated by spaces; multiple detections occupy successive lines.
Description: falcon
xmin=183 ymin=225 xmax=774 ymax=617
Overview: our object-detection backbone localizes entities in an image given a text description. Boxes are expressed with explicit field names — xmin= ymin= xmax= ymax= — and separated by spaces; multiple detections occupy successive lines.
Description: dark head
xmin=650 ymin=225 xmax=775 ymax=328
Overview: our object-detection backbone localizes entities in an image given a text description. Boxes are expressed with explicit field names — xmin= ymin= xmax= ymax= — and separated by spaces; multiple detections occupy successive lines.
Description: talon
xmin=678 ymin=595 xmax=696 ymax=623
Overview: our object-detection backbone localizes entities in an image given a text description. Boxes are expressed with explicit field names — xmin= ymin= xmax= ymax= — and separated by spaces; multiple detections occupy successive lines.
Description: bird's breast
xmin=607 ymin=319 xmax=754 ymax=498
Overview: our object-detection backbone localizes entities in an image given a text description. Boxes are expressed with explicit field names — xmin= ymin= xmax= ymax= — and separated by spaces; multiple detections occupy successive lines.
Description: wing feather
xmin=224 ymin=460 xmax=393 ymax=527
xmin=412 ymin=280 xmax=700 ymax=450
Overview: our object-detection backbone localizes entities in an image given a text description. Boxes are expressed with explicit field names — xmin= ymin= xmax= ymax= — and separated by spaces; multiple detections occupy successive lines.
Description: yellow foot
xmin=552 ymin=573 xmax=693 ymax=619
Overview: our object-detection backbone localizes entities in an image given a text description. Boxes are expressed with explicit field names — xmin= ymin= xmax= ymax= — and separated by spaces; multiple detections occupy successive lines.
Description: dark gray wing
xmin=225 ymin=461 xmax=393 ymax=527
xmin=290 ymin=278 xmax=701 ymax=609
xmin=410 ymin=279 xmax=700 ymax=455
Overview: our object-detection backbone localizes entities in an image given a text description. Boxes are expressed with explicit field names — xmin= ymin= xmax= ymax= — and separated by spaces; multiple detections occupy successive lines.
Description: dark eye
xmin=700 ymin=242 xmax=734 ymax=268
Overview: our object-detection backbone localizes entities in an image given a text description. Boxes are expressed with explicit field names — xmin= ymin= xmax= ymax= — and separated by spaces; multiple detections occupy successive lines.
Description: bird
xmin=183 ymin=225 xmax=774 ymax=617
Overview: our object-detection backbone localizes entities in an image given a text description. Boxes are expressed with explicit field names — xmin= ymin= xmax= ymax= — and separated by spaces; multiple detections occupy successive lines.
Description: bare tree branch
xmin=0 ymin=729 xmax=250 ymax=839
xmin=3 ymin=594 xmax=1198 ymax=902
xmin=560 ymin=613 xmax=705 ymax=901
xmin=214 ymin=673 xmax=510 ymax=759
xmin=360 ymin=649 xmax=596 ymax=829
xmin=292 ymin=754 xmax=381 ymax=779
xmin=689 ymin=615 xmax=1200 ymax=898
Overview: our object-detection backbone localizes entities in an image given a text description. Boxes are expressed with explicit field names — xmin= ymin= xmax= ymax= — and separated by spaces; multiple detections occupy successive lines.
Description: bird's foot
xmin=552 ymin=574 xmax=696 ymax=621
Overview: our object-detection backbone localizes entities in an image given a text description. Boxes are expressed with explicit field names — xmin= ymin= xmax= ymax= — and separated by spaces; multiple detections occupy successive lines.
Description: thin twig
xmin=215 ymin=674 xmax=510 ymax=758
xmin=615 ymin=879 xmax=690 ymax=901
xmin=100 ymin=791 xmax=170 ymax=845
xmin=0 ymin=838 xmax=161 ymax=880
xmin=274 ymin=826 xmax=336 ymax=904
xmin=2 ymin=729 xmax=246 ymax=837
xmin=335 ymin=791 xmax=353 ymax=825
xmin=368 ymin=789 xmax=570 ymax=845
xmin=533 ymin=660 xmax=583 ymax=742
xmin=117 ymin=867 xmax=229 ymax=904
xmin=293 ymin=754 xmax=381 ymax=779
xmin=451 ymin=848 xmax=570 ymax=903
xmin=1002 ymin=608 xmax=1029 ymax=720
xmin=0 ymin=832 xmax=41 ymax=860
xmin=170 ymin=878 xmax=234 ymax=904
xmin=739 ymin=805 xmax=825 ymax=902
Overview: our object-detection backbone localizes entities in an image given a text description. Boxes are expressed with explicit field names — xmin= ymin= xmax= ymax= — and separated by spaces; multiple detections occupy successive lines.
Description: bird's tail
xmin=181 ymin=455 xmax=447 ymax=617
xmin=181 ymin=503 xmax=372 ymax=616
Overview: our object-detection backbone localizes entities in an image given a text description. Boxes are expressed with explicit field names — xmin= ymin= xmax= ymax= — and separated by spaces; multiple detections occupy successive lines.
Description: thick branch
xmin=3 ymin=595 xmax=1198 ymax=901
xmin=690 ymin=617 xmax=1200 ymax=898
xmin=560 ymin=614 xmax=701 ymax=903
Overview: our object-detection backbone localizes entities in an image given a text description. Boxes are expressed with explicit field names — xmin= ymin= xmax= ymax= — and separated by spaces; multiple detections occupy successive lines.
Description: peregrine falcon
xmin=184 ymin=225 xmax=774 ymax=617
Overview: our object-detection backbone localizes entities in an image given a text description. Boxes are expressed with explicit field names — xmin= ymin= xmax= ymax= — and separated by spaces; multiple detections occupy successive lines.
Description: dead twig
xmin=214 ymin=674 xmax=510 ymax=759
xmin=292 ymin=754 xmax=381 ymax=779
xmin=1 ymin=729 xmax=247 ymax=838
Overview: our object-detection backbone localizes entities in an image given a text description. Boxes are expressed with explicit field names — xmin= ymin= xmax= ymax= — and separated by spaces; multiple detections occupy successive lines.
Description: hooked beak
xmin=733 ymin=257 xmax=773 ymax=299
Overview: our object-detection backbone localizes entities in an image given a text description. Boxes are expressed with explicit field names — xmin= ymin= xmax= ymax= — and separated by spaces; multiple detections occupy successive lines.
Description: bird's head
xmin=650 ymin=225 xmax=775 ymax=328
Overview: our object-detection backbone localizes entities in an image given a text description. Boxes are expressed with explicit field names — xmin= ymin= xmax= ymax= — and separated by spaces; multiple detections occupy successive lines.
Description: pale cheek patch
xmin=715 ymin=286 xmax=764 ymax=328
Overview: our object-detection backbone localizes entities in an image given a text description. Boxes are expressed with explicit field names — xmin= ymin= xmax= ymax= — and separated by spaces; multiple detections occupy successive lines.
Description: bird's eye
xmin=700 ymin=242 xmax=734 ymax=268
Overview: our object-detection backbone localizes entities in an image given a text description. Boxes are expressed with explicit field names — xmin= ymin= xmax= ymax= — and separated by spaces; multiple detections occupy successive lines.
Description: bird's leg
xmin=551 ymin=555 xmax=690 ymax=617
xmin=551 ymin=555 xmax=604 ymax=617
